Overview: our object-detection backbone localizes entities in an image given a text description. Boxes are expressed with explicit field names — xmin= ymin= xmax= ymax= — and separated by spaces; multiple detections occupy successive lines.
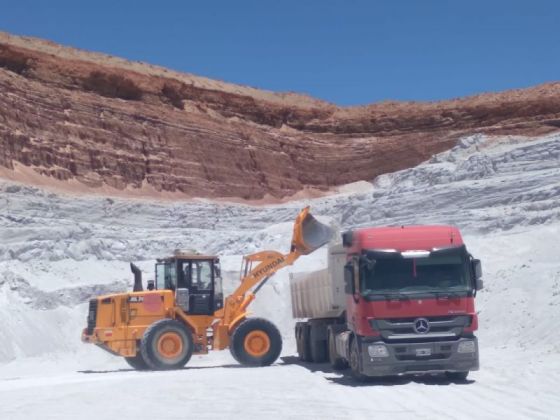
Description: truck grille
xmin=86 ymin=299 xmax=98 ymax=335
xmin=371 ymin=315 xmax=470 ymax=342
xmin=392 ymin=343 xmax=453 ymax=361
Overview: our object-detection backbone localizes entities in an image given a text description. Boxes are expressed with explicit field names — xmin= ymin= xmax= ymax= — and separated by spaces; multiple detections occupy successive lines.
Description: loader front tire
xmin=140 ymin=319 xmax=193 ymax=370
xmin=230 ymin=318 xmax=282 ymax=367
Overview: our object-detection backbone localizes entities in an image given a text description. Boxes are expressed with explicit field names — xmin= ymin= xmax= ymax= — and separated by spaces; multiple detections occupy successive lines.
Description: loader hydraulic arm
xmin=220 ymin=207 xmax=333 ymax=328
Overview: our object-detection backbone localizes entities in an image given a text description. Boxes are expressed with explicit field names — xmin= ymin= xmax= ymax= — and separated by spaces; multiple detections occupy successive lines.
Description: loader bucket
xmin=291 ymin=207 xmax=333 ymax=255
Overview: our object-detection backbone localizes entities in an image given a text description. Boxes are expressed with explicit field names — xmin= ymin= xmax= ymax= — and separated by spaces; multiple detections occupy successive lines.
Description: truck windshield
xmin=361 ymin=249 xmax=471 ymax=296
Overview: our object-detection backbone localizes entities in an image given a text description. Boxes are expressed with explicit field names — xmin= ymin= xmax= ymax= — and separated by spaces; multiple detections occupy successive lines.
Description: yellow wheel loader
xmin=81 ymin=207 xmax=332 ymax=370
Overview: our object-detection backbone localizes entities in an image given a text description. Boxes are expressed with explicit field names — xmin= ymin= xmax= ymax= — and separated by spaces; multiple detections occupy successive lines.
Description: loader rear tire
xmin=230 ymin=318 xmax=282 ymax=367
xmin=140 ymin=319 xmax=193 ymax=370
xmin=124 ymin=352 xmax=150 ymax=370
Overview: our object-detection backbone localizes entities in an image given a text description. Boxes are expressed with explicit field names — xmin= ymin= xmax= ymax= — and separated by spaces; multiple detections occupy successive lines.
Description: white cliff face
xmin=0 ymin=133 xmax=559 ymax=419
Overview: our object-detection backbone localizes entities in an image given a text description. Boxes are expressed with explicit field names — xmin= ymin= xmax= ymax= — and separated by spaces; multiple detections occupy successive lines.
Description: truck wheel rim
xmin=243 ymin=330 xmax=271 ymax=357
xmin=157 ymin=332 xmax=183 ymax=359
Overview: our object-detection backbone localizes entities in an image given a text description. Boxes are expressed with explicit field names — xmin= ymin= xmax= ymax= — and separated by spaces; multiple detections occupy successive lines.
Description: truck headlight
xmin=457 ymin=340 xmax=476 ymax=353
xmin=368 ymin=344 xmax=389 ymax=358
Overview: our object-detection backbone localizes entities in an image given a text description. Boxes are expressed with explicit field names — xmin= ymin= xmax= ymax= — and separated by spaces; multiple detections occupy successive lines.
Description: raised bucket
xmin=291 ymin=207 xmax=333 ymax=255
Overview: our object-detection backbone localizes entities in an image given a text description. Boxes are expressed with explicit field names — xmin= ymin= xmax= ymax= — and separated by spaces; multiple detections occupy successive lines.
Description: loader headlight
xmin=368 ymin=344 xmax=389 ymax=358
xmin=457 ymin=340 xmax=476 ymax=354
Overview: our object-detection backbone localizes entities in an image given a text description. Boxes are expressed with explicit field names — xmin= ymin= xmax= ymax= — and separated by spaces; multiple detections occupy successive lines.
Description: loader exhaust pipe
xmin=291 ymin=207 xmax=333 ymax=255
xmin=130 ymin=263 xmax=143 ymax=292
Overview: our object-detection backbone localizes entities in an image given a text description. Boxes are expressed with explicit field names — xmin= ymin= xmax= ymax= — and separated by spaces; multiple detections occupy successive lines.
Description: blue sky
xmin=1 ymin=1 xmax=559 ymax=105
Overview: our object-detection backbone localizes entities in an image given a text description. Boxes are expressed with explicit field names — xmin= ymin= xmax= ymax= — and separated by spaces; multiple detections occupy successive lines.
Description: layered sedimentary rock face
xmin=1 ymin=32 xmax=559 ymax=200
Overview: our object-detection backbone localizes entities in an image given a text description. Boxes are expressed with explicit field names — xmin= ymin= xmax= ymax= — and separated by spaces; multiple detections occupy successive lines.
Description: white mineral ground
xmin=0 ymin=133 xmax=559 ymax=419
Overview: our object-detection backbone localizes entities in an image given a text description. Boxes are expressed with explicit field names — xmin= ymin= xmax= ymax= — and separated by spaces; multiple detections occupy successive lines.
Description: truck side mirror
xmin=342 ymin=231 xmax=353 ymax=247
xmin=472 ymin=259 xmax=483 ymax=290
xmin=344 ymin=263 xmax=354 ymax=294
xmin=472 ymin=259 xmax=482 ymax=279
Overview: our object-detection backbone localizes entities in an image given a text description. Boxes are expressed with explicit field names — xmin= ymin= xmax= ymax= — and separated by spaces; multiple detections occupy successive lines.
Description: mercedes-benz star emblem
xmin=413 ymin=318 xmax=430 ymax=334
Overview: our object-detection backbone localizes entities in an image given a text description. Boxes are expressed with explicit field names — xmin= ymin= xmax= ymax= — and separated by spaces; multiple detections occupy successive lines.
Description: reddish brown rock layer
xmin=1 ymin=32 xmax=559 ymax=199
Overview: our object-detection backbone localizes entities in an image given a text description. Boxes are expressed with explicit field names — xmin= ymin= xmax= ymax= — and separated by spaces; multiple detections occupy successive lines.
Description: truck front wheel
xmin=230 ymin=318 xmax=282 ymax=366
xmin=328 ymin=328 xmax=348 ymax=370
xmin=445 ymin=371 xmax=469 ymax=381
xmin=349 ymin=336 xmax=368 ymax=381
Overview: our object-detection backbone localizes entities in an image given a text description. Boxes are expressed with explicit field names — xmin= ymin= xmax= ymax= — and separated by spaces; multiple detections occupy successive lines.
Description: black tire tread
xmin=349 ymin=336 xmax=368 ymax=382
xmin=328 ymin=328 xmax=348 ymax=370
xmin=300 ymin=324 xmax=313 ymax=362
xmin=230 ymin=317 xmax=282 ymax=367
xmin=445 ymin=371 xmax=469 ymax=381
xmin=310 ymin=334 xmax=327 ymax=363
xmin=124 ymin=351 xmax=150 ymax=370
xmin=140 ymin=318 xmax=193 ymax=370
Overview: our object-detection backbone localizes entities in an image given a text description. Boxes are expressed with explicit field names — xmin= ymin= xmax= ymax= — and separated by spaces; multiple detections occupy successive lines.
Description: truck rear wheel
xmin=296 ymin=323 xmax=312 ymax=362
xmin=230 ymin=318 xmax=282 ymax=366
xmin=140 ymin=319 xmax=193 ymax=370
xmin=328 ymin=328 xmax=348 ymax=370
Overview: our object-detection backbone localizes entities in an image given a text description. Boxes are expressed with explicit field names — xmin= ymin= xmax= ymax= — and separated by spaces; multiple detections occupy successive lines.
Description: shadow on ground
xmin=78 ymin=363 xmax=245 ymax=374
xmin=280 ymin=356 xmax=475 ymax=387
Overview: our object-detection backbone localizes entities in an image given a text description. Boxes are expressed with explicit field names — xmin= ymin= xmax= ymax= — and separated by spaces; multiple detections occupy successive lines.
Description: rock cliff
xmin=1 ymin=32 xmax=559 ymax=200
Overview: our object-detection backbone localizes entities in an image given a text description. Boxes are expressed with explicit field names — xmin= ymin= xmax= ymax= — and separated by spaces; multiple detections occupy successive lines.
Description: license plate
xmin=415 ymin=348 xmax=431 ymax=357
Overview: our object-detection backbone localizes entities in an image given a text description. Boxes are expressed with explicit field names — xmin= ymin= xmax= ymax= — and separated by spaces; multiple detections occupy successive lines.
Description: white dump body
xmin=290 ymin=244 xmax=347 ymax=319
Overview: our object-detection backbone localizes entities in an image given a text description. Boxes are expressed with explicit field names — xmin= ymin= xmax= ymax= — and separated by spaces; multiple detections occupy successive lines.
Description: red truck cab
xmin=294 ymin=225 xmax=483 ymax=381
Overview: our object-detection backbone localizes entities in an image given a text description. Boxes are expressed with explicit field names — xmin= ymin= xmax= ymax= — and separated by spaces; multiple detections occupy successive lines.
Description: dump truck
xmin=82 ymin=207 xmax=332 ymax=370
xmin=291 ymin=225 xmax=483 ymax=381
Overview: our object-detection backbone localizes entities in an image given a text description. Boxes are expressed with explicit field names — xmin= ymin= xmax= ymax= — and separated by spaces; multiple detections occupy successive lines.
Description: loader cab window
xmin=213 ymin=261 xmax=223 ymax=305
xmin=155 ymin=263 xmax=177 ymax=290
xmin=181 ymin=262 xmax=192 ymax=288
xmin=178 ymin=259 xmax=215 ymax=315
xmin=192 ymin=261 xmax=213 ymax=291
xmin=179 ymin=260 xmax=212 ymax=291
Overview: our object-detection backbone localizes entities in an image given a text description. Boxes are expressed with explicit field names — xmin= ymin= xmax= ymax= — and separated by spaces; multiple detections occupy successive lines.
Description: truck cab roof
xmin=346 ymin=225 xmax=464 ymax=252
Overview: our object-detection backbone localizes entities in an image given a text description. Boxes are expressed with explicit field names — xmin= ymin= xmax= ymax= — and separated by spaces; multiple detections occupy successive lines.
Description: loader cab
xmin=155 ymin=252 xmax=224 ymax=315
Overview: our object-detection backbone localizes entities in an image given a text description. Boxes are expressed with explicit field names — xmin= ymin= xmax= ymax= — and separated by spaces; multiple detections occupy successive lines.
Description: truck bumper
xmin=359 ymin=336 xmax=479 ymax=377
